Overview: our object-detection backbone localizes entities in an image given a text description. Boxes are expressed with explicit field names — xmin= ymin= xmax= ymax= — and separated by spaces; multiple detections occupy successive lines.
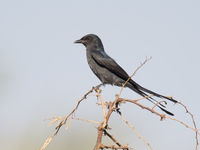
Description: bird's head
xmin=74 ymin=34 xmax=104 ymax=50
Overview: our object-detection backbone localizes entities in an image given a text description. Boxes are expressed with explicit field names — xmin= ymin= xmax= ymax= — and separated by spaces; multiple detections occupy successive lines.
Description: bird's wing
xmin=91 ymin=50 xmax=130 ymax=81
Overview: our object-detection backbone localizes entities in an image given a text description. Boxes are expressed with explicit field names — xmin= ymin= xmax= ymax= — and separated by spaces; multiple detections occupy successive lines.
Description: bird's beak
xmin=74 ymin=39 xmax=82 ymax=44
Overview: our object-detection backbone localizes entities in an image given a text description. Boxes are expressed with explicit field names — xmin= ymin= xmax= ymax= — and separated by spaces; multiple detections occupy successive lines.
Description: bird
xmin=74 ymin=34 xmax=177 ymax=116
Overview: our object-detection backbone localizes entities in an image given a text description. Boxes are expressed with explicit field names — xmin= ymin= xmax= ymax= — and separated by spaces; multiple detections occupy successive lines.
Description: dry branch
xmin=120 ymin=114 xmax=153 ymax=150
xmin=93 ymin=94 xmax=125 ymax=150
xmin=39 ymin=84 xmax=103 ymax=150
xmin=177 ymin=102 xmax=199 ymax=150
xmin=103 ymin=130 xmax=122 ymax=147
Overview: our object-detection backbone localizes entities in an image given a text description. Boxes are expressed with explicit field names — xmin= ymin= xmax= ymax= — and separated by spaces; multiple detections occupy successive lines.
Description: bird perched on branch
xmin=74 ymin=34 xmax=177 ymax=116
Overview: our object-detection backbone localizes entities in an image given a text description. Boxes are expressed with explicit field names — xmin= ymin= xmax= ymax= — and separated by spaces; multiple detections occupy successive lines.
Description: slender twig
xmin=152 ymin=100 xmax=167 ymax=110
xmin=119 ymin=57 xmax=152 ymax=96
xmin=120 ymin=114 xmax=153 ymax=150
xmin=177 ymin=102 xmax=199 ymax=150
xmin=103 ymin=130 xmax=122 ymax=147
xmin=55 ymin=84 xmax=103 ymax=132
xmin=47 ymin=116 xmax=100 ymax=126
xmin=72 ymin=117 xmax=100 ymax=125
xmin=96 ymin=89 xmax=107 ymax=127
xmin=100 ymin=144 xmax=129 ymax=150
xmin=166 ymin=116 xmax=199 ymax=134
xmin=39 ymin=84 xmax=103 ymax=150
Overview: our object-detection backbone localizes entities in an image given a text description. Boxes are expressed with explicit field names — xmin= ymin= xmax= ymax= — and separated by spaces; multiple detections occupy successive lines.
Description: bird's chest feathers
xmin=86 ymin=52 xmax=99 ymax=74
xmin=86 ymin=52 xmax=115 ymax=84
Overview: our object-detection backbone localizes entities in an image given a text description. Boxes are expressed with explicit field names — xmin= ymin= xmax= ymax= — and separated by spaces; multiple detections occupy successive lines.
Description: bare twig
xmin=103 ymin=130 xmax=122 ymax=147
xmin=96 ymin=89 xmax=107 ymax=127
xmin=120 ymin=114 xmax=153 ymax=150
xmin=119 ymin=57 xmax=152 ymax=96
xmin=39 ymin=84 xmax=103 ymax=150
xmin=100 ymin=144 xmax=130 ymax=150
xmin=166 ymin=116 xmax=199 ymax=134
xmin=152 ymin=100 xmax=167 ymax=110
xmin=177 ymin=102 xmax=199 ymax=150
xmin=72 ymin=117 xmax=100 ymax=125
xmin=40 ymin=135 xmax=55 ymax=150
xmin=46 ymin=116 xmax=63 ymax=127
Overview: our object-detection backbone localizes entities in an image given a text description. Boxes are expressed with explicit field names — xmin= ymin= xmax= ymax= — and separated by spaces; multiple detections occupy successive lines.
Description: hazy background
xmin=0 ymin=0 xmax=200 ymax=150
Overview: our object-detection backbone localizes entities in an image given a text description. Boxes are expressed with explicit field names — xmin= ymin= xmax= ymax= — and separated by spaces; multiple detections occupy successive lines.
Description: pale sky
xmin=0 ymin=0 xmax=200 ymax=150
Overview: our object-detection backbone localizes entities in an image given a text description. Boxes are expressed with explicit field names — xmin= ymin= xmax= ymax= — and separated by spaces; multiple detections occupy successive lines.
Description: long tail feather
xmin=127 ymin=79 xmax=175 ymax=116
xmin=130 ymin=80 xmax=177 ymax=103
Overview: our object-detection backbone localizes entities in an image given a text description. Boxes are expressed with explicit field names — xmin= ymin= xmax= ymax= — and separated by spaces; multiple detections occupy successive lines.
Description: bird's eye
xmin=84 ymin=36 xmax=91 ymax=41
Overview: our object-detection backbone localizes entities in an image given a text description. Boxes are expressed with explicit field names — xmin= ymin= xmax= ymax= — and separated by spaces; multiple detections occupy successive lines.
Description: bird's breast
xmin=86 ymin=52 xmax=122 ymax=85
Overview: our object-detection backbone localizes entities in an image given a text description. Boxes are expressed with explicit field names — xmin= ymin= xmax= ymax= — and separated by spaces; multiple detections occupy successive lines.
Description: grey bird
xmin=74 ymin=34 xmax=177 ymax=115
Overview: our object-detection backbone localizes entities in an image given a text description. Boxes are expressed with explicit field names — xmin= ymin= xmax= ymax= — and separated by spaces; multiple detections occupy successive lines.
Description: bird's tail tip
xmin=165 ymin=96 xmax=178 ymax=103
xmin=159 ymin=106 xmax=174 ymax=116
